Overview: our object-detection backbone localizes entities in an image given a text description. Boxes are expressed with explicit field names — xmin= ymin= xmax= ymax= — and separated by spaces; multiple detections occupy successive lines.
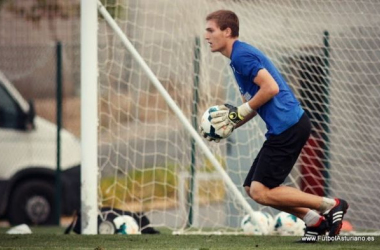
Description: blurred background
xmin=0 ymin=0 xmax=80 ymax=135
xmin=0 ymin=0 xmax=81 ymax=227
xmin=0 ymin=0 xmax=379 ymax=235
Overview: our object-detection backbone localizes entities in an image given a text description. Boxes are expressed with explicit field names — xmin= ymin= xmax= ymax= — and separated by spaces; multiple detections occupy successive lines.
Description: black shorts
xmin=243 ymin=113 xmax=311 ymax=189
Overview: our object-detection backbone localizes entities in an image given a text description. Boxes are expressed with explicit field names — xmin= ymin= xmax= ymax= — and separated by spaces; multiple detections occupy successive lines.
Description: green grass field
xmin=0 ymin=227 xmax=379 ymax=250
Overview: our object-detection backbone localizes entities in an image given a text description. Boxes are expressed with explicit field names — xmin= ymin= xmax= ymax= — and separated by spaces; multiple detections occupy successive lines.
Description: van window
xmin=0 ymin=84 xmax=24 ymax=129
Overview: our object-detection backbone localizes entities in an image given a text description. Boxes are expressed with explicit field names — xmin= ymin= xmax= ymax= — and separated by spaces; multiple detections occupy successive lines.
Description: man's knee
xmin=249 ymin=182 xmax=269 ymax=205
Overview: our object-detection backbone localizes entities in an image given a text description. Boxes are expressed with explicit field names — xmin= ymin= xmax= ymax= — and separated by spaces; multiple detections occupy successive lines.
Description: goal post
xmin=80 ymin=0 xmax=98 ymax=234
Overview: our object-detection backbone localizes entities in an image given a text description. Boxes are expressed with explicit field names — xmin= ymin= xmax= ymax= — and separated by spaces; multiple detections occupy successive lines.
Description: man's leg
xmin=249 ymin=181 xmax=348 ymax=238
xmin=249 ymin=181 xmax=331 ymax=212
xmin=244 ymin=185 xmax=310 ymax=218
xmin=245 ymin=185 xmax=325 ymax=227
xmin=245 ymin=184 xmax=328 ymax=242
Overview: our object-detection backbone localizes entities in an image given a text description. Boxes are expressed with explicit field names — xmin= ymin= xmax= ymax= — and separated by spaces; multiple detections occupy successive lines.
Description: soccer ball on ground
xmin=273 ymin=212 xmax=306 ymax=236
xmin=241 ymin=211 xmax=273 ymax=235
xmin=99 ymin=214 xmax=140 ymax=235
xmin=200 ymin=106 xmax=224 ymax=140
xmin=113 ymin=215 xmax=140 ymax=235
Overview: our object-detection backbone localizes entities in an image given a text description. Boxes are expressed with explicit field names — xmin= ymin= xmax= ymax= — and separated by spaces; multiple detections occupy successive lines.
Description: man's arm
xmin=245 ymin=68 xmax=279 ymax=111
xmin=218 ymin=68 xmax=279 ymax=128
xmin=234 ymin=96 xmax=257 ymax=129
xmin=210 ymin=68 xmax=279 ymax=137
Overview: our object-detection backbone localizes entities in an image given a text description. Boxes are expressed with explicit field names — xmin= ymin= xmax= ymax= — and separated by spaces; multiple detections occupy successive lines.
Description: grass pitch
xmin=0 ymin=226 xmax=379 ymax=250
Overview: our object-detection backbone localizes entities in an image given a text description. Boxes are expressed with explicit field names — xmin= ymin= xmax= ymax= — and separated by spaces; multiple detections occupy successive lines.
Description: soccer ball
xmin=241 ymin=212 xmax=273 ymax=235
xmin=113 ymin=215 xmax=140 ymax=235
xmin=201 ymin=106 xmax=224 ymax=140
xmin=273 ymin=212 xmax=306 ymax=236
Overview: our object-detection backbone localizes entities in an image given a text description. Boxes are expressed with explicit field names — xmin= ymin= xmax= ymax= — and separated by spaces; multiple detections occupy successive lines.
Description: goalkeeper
xmin=202 ymin=10 xmax=348 ymax=242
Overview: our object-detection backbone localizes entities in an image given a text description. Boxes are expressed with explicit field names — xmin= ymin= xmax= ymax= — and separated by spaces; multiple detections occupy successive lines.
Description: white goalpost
xmin=81 ymin=0 xmax=380 ymax=235
xmin=80 ymin=0 xmax=98 ymax=234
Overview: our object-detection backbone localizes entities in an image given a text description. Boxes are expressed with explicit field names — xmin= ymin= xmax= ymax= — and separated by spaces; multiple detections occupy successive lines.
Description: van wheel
xmin=8 ymin=180 xmax=56 ymax=225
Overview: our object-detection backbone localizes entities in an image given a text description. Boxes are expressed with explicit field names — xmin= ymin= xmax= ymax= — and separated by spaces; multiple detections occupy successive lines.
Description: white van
xmin=0 ymin=71 xmax=81 ymax=225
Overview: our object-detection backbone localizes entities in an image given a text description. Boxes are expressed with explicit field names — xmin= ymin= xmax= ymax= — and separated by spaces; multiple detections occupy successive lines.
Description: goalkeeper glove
xmin=210 ymin=103 xmax=254 ymax=137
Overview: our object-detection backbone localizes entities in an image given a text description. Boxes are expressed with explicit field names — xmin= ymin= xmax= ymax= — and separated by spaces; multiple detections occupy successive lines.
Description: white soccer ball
xmin=201 ymin=106 xmax=224 ymax=140
xmin=113 ymin=215 xmax=140 ymax=235
xmin=273 ymin=212 xmax=306 ymax=236
xmin=241 ymin=212 xmax=273 ymax=235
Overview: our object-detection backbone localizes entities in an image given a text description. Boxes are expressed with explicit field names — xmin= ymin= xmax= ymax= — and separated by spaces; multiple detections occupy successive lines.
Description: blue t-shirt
xmin=230 ymin=40 xmax=304 ymax=137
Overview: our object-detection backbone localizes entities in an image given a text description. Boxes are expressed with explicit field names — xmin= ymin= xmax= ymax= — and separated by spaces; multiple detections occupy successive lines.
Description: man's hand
xmin=210 ymin=104 xmax=240 ymax=138
xmin=210 ymin=104 xmax=246 ymax=128
xmin=210 ymin=103 xmax=254 ymax=137
xmin=199 ymin=126 xmax=220 ymax=143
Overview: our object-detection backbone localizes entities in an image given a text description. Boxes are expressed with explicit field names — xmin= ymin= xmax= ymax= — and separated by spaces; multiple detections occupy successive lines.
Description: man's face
xmin=204 ymin=19 xmax=228 ymax=53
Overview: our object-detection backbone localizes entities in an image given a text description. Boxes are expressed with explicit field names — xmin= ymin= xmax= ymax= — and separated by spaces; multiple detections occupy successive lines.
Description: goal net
xmin=96 ymin=0 xmax=380 ymax=234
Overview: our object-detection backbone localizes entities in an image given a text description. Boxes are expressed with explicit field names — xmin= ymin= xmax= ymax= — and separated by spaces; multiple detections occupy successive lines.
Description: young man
xmin=202 ymin=10 xmax=348 ymax=242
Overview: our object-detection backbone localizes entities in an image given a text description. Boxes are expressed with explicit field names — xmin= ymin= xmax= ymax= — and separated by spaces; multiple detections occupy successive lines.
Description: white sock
xmin=319 ymin=197 xmax=337 ymax=214
xmin=303 ymin=210 xmax=322 ymax=227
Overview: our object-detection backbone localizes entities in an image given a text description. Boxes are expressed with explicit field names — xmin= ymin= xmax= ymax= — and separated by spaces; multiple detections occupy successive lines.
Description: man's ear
xmin=224 ymin=27 xmax=232 ymax=38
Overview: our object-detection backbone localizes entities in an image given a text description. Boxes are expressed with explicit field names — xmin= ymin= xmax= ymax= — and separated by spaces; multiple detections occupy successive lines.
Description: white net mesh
xmin=98 ymin=0 xmax=380 ymax=233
